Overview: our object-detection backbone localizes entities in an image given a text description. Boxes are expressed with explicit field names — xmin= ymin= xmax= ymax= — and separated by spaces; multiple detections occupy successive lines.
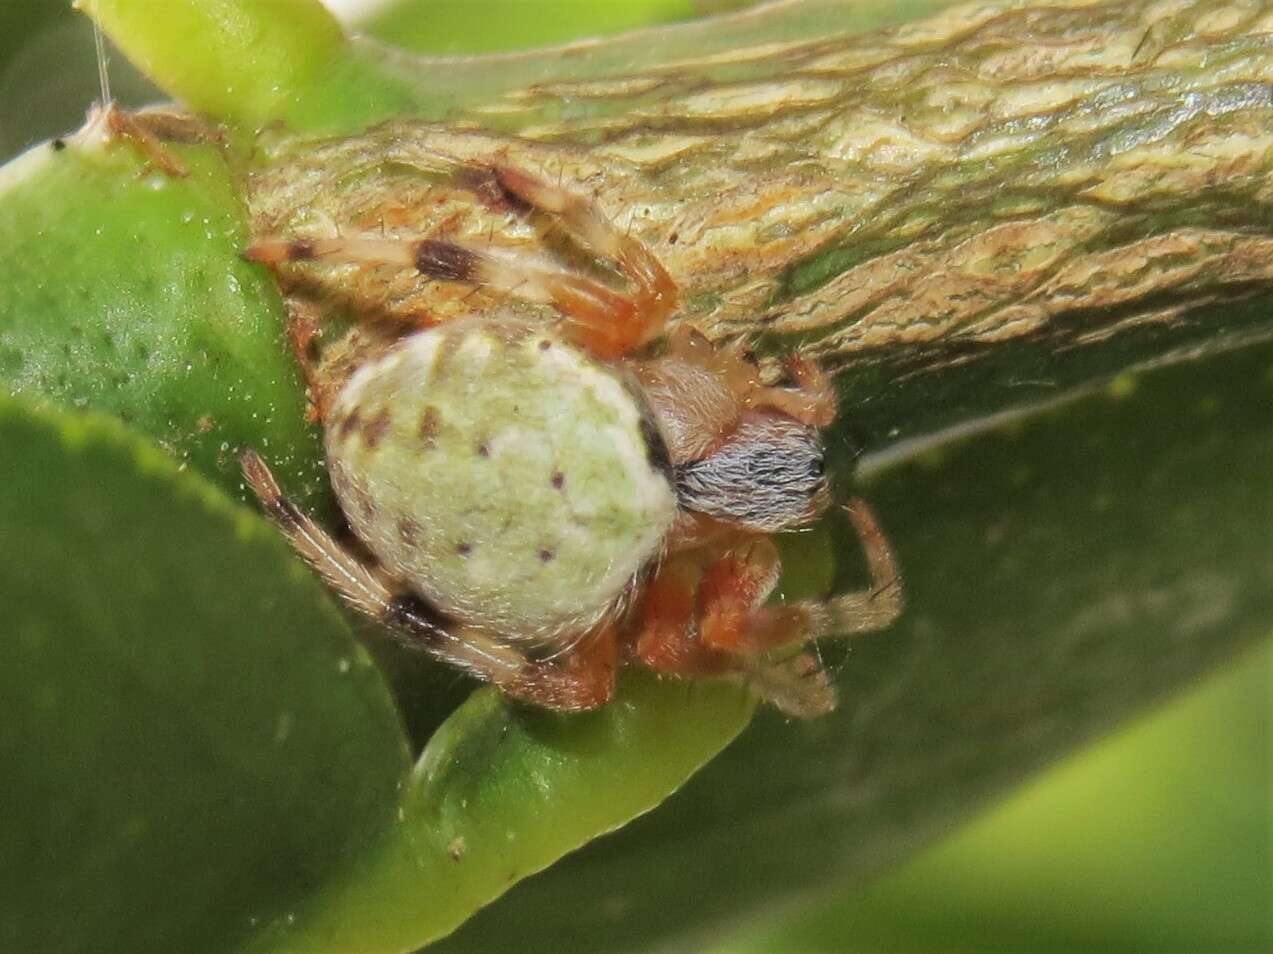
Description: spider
xmin=241 ymin=163 xmax=902 ymax=718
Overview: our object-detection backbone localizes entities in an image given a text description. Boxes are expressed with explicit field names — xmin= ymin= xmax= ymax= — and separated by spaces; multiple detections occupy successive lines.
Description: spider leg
xmin=698 ymin=498 xmax=903 ymax=658
xmin=749 ymin=357 xmax=838 ymax=428
xmin=392 ymin=604 xmax=619 ymax=712
xmin=735 ymin=652 xmax=838 ymax=719
xmin=280 ymin=299 xmax=329 ymax=423
xmin=96 ymin=104 xmax=190 ymax=178
xmin=493 ymin=166 xmax=678 ymax=356
xmin=248 ymin=236 xmax=652 ymax=357
xmin=631 ymin=540 xmax=837 ymax=718
xmin=806 ymin=497 xmax=905 ymax=638
xmin=241 ymin=448 xmax=397 ymax=621
xmin=634 ymin=500 xmax=899 ymax=717
xmin=246 ymin=166 xmax=677 ymax=361
xmin=489 ymin=622 xmax=617 ymax=711
xmin=633 ymin=556 xmax=735 ymax=678
xmin=241 ymin=449 xmax=617 ymax=712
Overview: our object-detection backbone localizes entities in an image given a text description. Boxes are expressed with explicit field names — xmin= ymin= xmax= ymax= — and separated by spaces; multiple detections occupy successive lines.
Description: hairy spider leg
xmin=241 ymin=450 xmax=618 ymax=711
xmin=493 ymin=166 xmax=678 ymax=355
xmin=94 ymin=105 xmax=189 ymax=177
xmin=634 ymin=556 xmax=735 ymax=677
xmin=245 ymin=167 xmax=677 ymax=361
xmin=633 ymin=499 xmax=901 ymax=717
xmin=103 ymin=109 xmax=187 ymax=176
xmin=278 ymin=298 xmax=328 ymax=422
xmin=736 ymin=651 xmax=840 ymax=719
xmin=700 ymin=499 xmax=903 ymax=655
xmin=632 ymin=537 xmax=837 ymax=718
xmin=755 ymin=357 xmax=838 ymax=428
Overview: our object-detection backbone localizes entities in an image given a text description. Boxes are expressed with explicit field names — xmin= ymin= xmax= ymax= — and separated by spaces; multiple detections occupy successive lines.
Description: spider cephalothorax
xmin=242 ymin=163 xmax=901 ymax=717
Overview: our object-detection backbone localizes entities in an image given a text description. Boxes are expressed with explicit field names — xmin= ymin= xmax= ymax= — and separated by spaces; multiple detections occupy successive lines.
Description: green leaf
xmin=433 ymin=311 xmax=1273 ymax=954
xmin=0 ymin=395 xmax=410 ymax=953
xmin=7 ymin=1 xmax=1273 ymax=952
xmin=0 ymin=395 xmax=752 ymax=954
xmin=83 ymin=0 xmax=415 ymax=134
xmin=239 ymin=676 xmax=752 ymax=954
xmin=362 ymin=0 xmax=699 ymax=54
xmin=710 ymin=642 xmax=1273 ymax=953
xmin=0 ymin=126 xmax=325 ymax=509
xmin=86 ymin=0 xmax=965 ymax=134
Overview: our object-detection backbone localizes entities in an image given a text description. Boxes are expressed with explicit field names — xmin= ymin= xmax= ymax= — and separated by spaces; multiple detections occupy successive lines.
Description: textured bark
xmin=251 ymin=0 xmax=1273 ymax=386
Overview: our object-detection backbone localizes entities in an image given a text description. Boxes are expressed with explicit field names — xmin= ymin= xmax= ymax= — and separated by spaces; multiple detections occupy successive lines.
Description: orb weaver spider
xmin=242 ymin=162 xmax=902 ymax=718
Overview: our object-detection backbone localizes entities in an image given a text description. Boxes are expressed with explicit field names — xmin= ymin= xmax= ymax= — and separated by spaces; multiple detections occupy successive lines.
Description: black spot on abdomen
xmin=362 ymin=408 xmax=391 ymax=449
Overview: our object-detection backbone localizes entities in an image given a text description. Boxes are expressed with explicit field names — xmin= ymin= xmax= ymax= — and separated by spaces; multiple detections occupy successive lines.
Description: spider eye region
xmin=675 ymin=412 xmax=830 ymax=533
xmin=323 ymin=320 xmax=678 ymax=647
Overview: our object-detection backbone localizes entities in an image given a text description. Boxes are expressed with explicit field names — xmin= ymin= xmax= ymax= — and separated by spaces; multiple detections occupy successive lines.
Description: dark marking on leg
xmin=456 ymin=164 xmax=528 ymax=214
xmin=288 ymin=240 xmax=317 ymax=261
xmin=384 ymin=593 xmax=450 ymax=645
xmin=551 ymin=470 xmax=565 ymax=489
xmin=476 ymin=442 xmax=490 ymax=458
xmin=265 ymin=495 xmax=306 ymax=532
xmin=241 ymin=449 xmax=301 ymax=529
xmin=538 ymin=339 xmax=553 ymax=351
xmin=414 ymin=239 xmax=478 ymax=281
xmin=487 ymin=167 xmax=536 ymax=216
xmin=51 ymin=138 xmax=66 ymax=152
xmin=539 ymin=548 xmax=555 ymax=562
xmin=455 ymin=542 xmax=472 ymax=557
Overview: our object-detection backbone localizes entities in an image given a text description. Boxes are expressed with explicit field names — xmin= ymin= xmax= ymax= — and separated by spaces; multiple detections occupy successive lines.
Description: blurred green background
xmin=1 ymin=1 xmax=1267 ymax=951
xmin=712 ymin=643 xmax=1271 ymax=954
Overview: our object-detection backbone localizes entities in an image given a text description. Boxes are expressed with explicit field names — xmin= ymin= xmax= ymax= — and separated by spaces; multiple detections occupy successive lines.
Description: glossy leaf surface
xmin=0 ymin=396 xmax=752 ymax=954
xmin=2 ymin=0 xmax=1270 ymax=951
xmin=0 ymin=396 xmax=407 ymax=953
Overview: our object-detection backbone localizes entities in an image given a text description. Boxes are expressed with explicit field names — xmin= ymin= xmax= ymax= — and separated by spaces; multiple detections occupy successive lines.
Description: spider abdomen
xmin=324 ymin=319 xmax=678 ymax=647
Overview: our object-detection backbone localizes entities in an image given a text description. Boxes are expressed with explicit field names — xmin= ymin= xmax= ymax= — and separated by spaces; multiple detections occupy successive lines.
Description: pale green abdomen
xmin=325 ymin=319 xmax=677 ymax=646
